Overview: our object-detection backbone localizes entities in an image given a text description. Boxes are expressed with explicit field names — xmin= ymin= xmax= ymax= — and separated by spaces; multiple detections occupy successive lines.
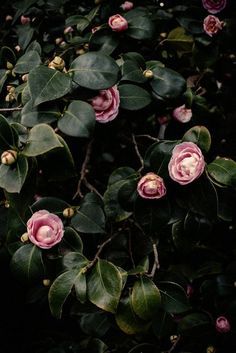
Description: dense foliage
xmin=0 ymin=0 xmax=236 ymax=352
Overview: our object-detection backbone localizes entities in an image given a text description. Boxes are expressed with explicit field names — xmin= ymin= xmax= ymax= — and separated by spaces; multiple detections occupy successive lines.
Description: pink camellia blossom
xmin=120 ymin=1 xmax=134 ymax=11
xmin=108 ymin=14 xmax=128 ymax=32
xmin=27 ymin=210 xmax=64 ymax=249
xmin=137 ymin=172 xmax=166 ymax=199
xmin=215 ymin=316 xmax=231 ymax=333
xmin=202 ymin=0 xmax=226 ymax=14
xmin=91 ymin=86 xmax=120 ymax=123
xmin=168 ymin=142 xmax=205 ymax=185
xmin=203 ymin=15 xmax=224 ymax=37
xmin=173 ymin=104 xmax=192 ymax=123
xmin=20 ymin=15 xmax=30 ymax=25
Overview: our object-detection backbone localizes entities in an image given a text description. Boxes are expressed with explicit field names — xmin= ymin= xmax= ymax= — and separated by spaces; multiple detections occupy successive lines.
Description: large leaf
xmin=165 ymin=27 xmax=193 ymax=54
xmin=207 ymin=158 xmax=236 ymax=188
xmin=90 ymin=30 xmax=119 ymax=55
xmin=31 ymin=196 xmax=70 ymax=214
xmin=63 ymin=252 xmax=88 ymax=270
xmin=10 ymin=244 xmax=44 ymax=281
xmin=0 ymin=155 xmax=28 ymax=193
xmin=150 ymin=66 xmax=186 ymax=99
xmin=0 ymin=69 xmax=8 ymax=93
xmin=28 ymin=65 xmax=72 ymax=106
xmin=183 ymin=126 xmax=211 ymax=153
xmin=22 ymin=124 xmax=63 ymax=157
xmin=119 ymin=84 xmax=152 ymax=110
xmin=159 ymin=281 xmax=190 ymax=314
xmin=58 ymin=100 xmax=95 ymax=137
xmin=0 ymin=114 xmax=16 ymax=152
xmin=131 ymin=277 xmax=161 ymax=320
xmin=61 ymin=227 xmax=83 ymax=253
xmin=14 ymin=50 xmax=41 ymax=74
xmin=115 ymin=296 xmax=149 ymax=335
xmin=121 ymin=60 xmax=147 ymax=84
xmin=126 ymin=16 xmax=155 ymax=40
xmin=49 ymin=270 xmax=80 ymax=318
xmin=69 ymin=52 xmax=119 ymax=90
xmin=21 ymin=100 xmax=60 ymax=127
xmin=87 ymin=259 xmax=122 ymax=313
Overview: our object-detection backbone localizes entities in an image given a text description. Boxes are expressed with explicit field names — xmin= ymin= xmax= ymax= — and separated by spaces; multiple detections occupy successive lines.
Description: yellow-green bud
xmin=143 ymin=69 xmax=154 ymax=79
xmin=6 ymin=62 xmax=14 ymax=70
xmin=43 ymin=279 xmax=51 ymax=287
xmin=206 ymin=346 xmax=216 ymax=353
xmin=21 ymin=232 xmax=29 ymax=243
xmin=48 ymin=56 xmax=65 ymax=71
xmin=1 ymin=150 xmax=18 ymax=165
xmin=63 ymin=207 xmax=75 ymax=218
xmin=22 ymin=74 xmax=29 ymax=82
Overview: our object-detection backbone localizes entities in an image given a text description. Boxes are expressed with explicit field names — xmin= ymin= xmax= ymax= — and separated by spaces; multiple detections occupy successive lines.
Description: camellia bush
xmin=0 ymin=0 xmax=236 ymax=352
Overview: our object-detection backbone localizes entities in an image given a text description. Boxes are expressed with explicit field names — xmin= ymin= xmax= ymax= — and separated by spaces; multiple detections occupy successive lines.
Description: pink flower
xmin=203 ymin=15 xmax=224 ymax=37
xmin=202 ymin=0 xmax=227 ymax=14
xmin=216 ymin=316 xmax=231 ymax=333
xmin=120 ymin=1 xmax=134 ymax=11
xmin=173 ymin=104 xmax=192 ymax=123
xmin=27 ymin=210 xmax=64 ymax=249
xmin=108 ymin=14 xmax=128 ymax=32
xmin=168 ymin=142 xmax=205 ymax=185
xmin=91 ymin=86 xmax=120 ymax=123
xmin=137 ymin=173 xmax=166 ymax=199
xmin=64 ymin=26 xmax=74 ymax=34
xmin=20 ymin=15 xmax=30 ymax=25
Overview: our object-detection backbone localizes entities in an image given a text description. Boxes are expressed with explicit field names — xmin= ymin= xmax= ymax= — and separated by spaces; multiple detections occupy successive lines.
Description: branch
xmin=167 ymin=335 xmax=181 ymax=353
xmin=0 ymin=106 xmax=22 ymax=112
xmin=135 ymin=134 xmax=159 ymax=142
xmin=132 ymin=134 xmax=144 ymax=172
xmin=83 ymin=177 xmax=103 ymax=200
xmin=147 ymin=241 xmax=160 ymax=278
xmin=73 ymin=139 xmax=93 ymax=199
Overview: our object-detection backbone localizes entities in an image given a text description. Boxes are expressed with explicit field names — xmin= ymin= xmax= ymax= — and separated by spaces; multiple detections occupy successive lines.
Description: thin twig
xmin=147 ymin=241 xmax=160 ymax=278
xmin=83 ymin=177 xmax=103 ymax=200
xmin=135 ymin=134 xmax=159 ymax=142
xmin=84 ymin=233 xmax=119 ymax=271
xmin=132 ymin=134 xmax=144 ymax=172
xmin=0 ymin=107 xmax=22 ymax=112
xmin=167 ymin=335 xmax=181 ymax=353
xmin=73 ymin=139 xmax=94 ymax=199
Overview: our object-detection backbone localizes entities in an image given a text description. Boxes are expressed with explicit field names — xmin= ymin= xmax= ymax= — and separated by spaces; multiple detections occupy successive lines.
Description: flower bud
xmin=6 ymin=62 xmax=14 ymax=70
xmin=215 ymin=316 xmax=231 ymax=333
xmin=64 ymin=26 xmax=73 ymax=34
xmin=21 ymin=74 xmax=29 ymax=82
xmin=170 ymin=335 xmax=178 ymax=344
xmin=15 ymin=45 xmax=21 ymax=52
xmin=63 ymin=207 xmax=75 ymax=218
xmin=120 ymin=1 xmax=134 ymax=11
xmin=55 ymin=37 xmax=63 ymax=45
xmin=143 ymin=69 xmax=154 ymax=79
xmin=5 ymin=15 xmax=13 ymax=21
xmin=1 ymin=150 xmax=18 ymax=165
xmin=21 ymin=232 xmax=29 ymax=243
xmin=206 ymin=346 xmax=216 ymax=353
xmin=76 ymin=48 xmax=86 ymax=55
xmin=20 ymin=15 xmax=30 ymax=25
xmin=48 ymin=56 xmax=65 ymax=71
xmin=43 ymin=279 xmax=51 ymax=287
xmin=137 ymin=172 xmax=166 ymax=199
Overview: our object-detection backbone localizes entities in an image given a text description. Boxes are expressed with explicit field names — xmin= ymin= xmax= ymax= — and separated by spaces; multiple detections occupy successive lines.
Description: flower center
xmin=36 ymin=225 xmax=53 ymax=241
xmin=145 ymin=180 xmax=160 ymax=194
xmin=180 ymin=156 xmax=198 ymax=176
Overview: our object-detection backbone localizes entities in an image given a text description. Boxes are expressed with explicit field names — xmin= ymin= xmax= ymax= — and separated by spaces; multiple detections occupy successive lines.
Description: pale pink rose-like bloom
xmin=120 ymin=1 xmax=134 ymax=11
xmin=202 ymin=0 xmax=227 ymax=14
xmin=216 ymin=316 xmax=231 ymax=333
xmin=173 ymin=104 xmax=192 ymax=123
xmin=168 ymin=142 xmax=205 ymax=185
xmin=20 ymin=15 xmax=30 ymax=25
xmin=108 ymin=14 xmax=128 ymax=32
xmin=91 ymin=86 xmax=120 ymax=123
xmin=27 ymin=210 xmax=64 ymax=249
xmin=137 ymin=172 xmax=166 ymax=199
xmin=203 ymin=15 xmax=224 ymax=37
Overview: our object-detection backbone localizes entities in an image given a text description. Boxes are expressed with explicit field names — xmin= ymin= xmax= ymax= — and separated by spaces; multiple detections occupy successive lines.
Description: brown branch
xmin=73 ymin=139 xmax=94 ymax=199
xmin=83 ymin=177 xmax=103 ymax=200
xmin=132 ymin=134 xmax=144 ymax=172
xmin=0 ymin=107 xmax=22 ymax=112
xmin=135 ymin=134 xmax=159 ymax=142
xmin=147 ymin=241 xmax=160 ymax=278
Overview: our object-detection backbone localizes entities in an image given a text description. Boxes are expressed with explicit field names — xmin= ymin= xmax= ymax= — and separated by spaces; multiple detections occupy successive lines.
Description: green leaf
xmin=21 ymin=100 xmax=60 ymax=127
xmin=14 ymin=50 xmax=41 ymax=74
xmin=49 ymin=270 xmax=80 ymax=318
xmin=22 ymin=124 xmax=63 ymax=157
xmin=72 ymin=194 xmax=105 ymax=234
xmin=119 ymin=84 xmax=152 ymax=110
xmin=0 ymin=155 xmax=28 ymax=193
xmin=10 ymin=244 xmax=44 ymax=281
xmin=131 ymin=277 xmax=161 ymax=320
xmin=115 ymin=296 xmax=149 ymax=335
xmin=90 ymin=31 xmax=119 ymax=55
xmin=0 ymin=69 xmax=8 ymax=93
xmin=61 ymin=227 xmax=83 ymax=253
xmin=121 ymin=60 xmax=147 ymax=84
xmin=87 ymin=259 xmax=122 ymax=313
xmin=58 ymin=100 xmax=95 ymax=137
xmin=150 ymin=66 xmax=186 ymax=99
xmin=74 ymin=271 xmax=87 ymax=303
xmin=178 ymin=312 xmax=211 ymax=336
xmin=182 ymin=126 xmax=211 ymax=153
xmin=69 ymin=52 xmax=119 ymax=90
xmin=207 ymin=158 xmax=236 ymax=188
xmin=63 ymin=252 xmax=88 ymax=270
xmin=165 ymin=27 xmax=193 ymax=54
xmin=128 ymin=257 xmax=149 ymax=275
xmin=31 ymin=196 xmax=70 ymax=214
xmin=159 ymin=281 xmax=190 ymax=314
xmin=0 ymin=114 xmax=16 ymax=152
xmin=126 ymin=16 xmax=155 ymax=40
xmin=28 ymin=65 xmax=72 ymax=106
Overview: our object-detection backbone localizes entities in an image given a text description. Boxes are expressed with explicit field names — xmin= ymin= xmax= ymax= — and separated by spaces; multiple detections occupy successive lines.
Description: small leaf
xmin=69 ymin=52 xmax=119 ymax=90
xmin=28 ymin=65 xmax=72 ymax=106
xmin=87 ymin=259 xmax=122 ymax=313
xmin=207 ymin=158 xmax=236 ymax=188
xmin=10 ymin=244 xmax=44 ymax=281
xmin=22 ymin=124 xmax=63 ymax=157
xmin=0 ymin=114 xmax=16 ymax=152
xmin=159 ymin=281 xmax=190 ymax=314
xmin=58 ymin=100 xmax=95 ymax=138
xmin=182 ymin=126 xmax=211 ymax=153
xmin=121 ymin=61 xmax=147 ymax=84
xmin=61 ymin=227 xmax=83 ymax=253
xmin=131 ymin=277 xmax=161 ymax=320
xmin=0 ymin=155 xmax=28 ymax=193
xmin=119 ymin=84 xmax=152 ymax=110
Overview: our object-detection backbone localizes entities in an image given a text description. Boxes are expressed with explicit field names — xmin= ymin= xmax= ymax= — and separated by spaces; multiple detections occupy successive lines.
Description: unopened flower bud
xmin=76 ymin=48 xmax=86 ymax=55
xmin=215 ymin=316 xmax=231 ymax=333
xmin=143 ymin=69 xmax=154 ymax=79
xmin=64 ymin=26 xmax=73 ymax=34
xmin=43 ymin=279 xmax=51 ymax=287
xmin=206 ymin=346 xmax=216 ymax=353
xmin=5 ymin=15 xmax=13 ymax=21
xmin=63 ymin=207 xmax=75 ymax=218
xmin=1 ymin=150 xmax=18 ymax=165
xmin=83 ymin=43 xmax=89 ymax=50
xmin=21 ymin=232 xmax=29 ymax=243
xmin=55 ymin=37 xmax=63 ymax=45
xmin=170 ymin=335 xmax=178 ymax=344
xmin=21 ymin=74 xmax=29 ymax=82
xmin=4 ymin=201 xmax=10 ymax=208
xmin=48 ymin=56 xmax=65 ymax=71
xmin=15 ymin=45 xmax=21 ymax=52
xmin=6 ymin=62 xmax=14 ymax=70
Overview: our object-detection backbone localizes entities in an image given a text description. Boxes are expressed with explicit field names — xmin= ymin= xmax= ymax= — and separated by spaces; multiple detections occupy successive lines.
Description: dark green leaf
xmin=207 ymin=158 xmax=236 ymax=188
xmin=121 ymin=61 xmax=147 ymax=84
xmin=63 ymin=252 xmax=88 ymax=270
xmin=0 ymin=114 xmax=16 ymax=152
xmin=119 ymin=84 xmax=152 ymax=110
xmin=126 ymin=16 xmax=155 ymax=40
xmin=159 ymin=281 xmax=190 ymax=314
xmin=21 ymin=100 xmax=60 ymax=127
xmin=0 ymin=155 xmax=28 ymax=193
xmin=182 ymin=126 xmax=211 ymax=153
xmin=61 ymin=227 xmax=83 ymax=253
xmin=14 ymin=50 xmax=41 ymax=74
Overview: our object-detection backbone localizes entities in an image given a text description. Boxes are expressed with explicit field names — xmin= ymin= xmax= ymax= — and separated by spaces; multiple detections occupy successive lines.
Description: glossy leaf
xmin=0 ymin=114 xmax=16 ymax=152
xmin=207 ymin=158 xmax=236 ymax=188
xmin=63 ymin=252 xmax=88 ymax=270
xmin=61 ymin=227 xmax=83 ymax=253
xmin=183 ymin=126 xmax=211 ymax=153
xmin=0 ymin=155 xmax=28 ymax=193
xmin=14 ymin=50 xmax=41 ymax=74
xmin=21 ymin=100 xmax=60 ymax=127
xmin=119 ymin=84 xmax=152 ymax=110
xmin=159 ymin=281 xmax=190 ymax=314
xmin=126 ymin=16 xmax=155 ymax=40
